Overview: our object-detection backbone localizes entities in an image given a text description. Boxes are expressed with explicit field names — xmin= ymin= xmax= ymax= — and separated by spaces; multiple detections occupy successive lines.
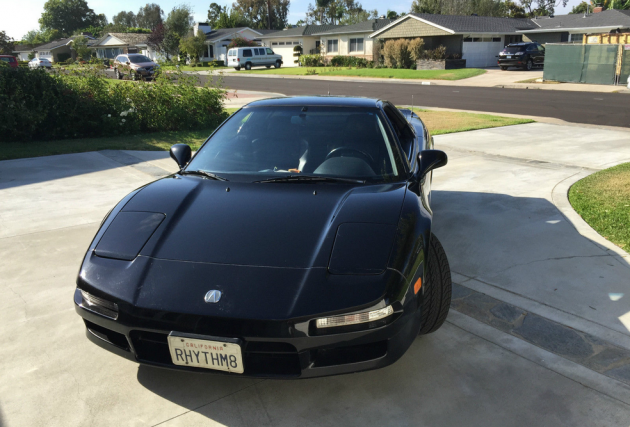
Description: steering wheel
xmin=325 ymin=147 xmax=374 ymax=166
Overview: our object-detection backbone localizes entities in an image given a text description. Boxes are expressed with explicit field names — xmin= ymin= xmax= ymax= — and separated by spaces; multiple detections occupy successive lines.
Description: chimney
xmin=193 ymin=22 xmax=212 ymax=34
xmin=593 ymin=6 xmax=603 ymax=13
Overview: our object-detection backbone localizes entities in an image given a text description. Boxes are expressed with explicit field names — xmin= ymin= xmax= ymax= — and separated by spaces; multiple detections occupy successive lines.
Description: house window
xmin=272 ymin=42 xmax=278 ymax=45
xmin=492 ymin=37 xmax=501 ymax=42
xmin=327 ymin=39 xmax=338 ymax=53
xmin=209 ymin=45 xmax=214 ymax=57
xmin=349 ymin=38 xmax=364 ymax=52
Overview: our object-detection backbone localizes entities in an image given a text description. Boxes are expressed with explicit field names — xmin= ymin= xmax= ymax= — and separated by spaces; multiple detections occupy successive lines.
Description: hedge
xmin=0 ymin=68 xmax=228 ymax=142
xmin=330 ymin=56 xmax=372 ymax=68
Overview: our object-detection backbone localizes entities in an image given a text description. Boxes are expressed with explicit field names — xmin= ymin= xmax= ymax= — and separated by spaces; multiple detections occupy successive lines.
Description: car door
xmin=257 ymin=48 xmax=267 ymax=65
xmin=266 ymin=48 xmax=277 ymax=63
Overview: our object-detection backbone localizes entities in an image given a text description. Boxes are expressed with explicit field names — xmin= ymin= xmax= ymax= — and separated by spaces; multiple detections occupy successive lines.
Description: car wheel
xmin=500 ymin=66 xmax=508 ymax=71
xmin=418 ymin=233 xmax=452 ymax=335
xmin=115 ymin=69 xmax=121 ymax=79
xmin=525 ymin=59 xmax=533 ymax=71
xmin=131 ymin=71 xmax=137 ymax=81
xmin=275 ymin=60 xmax=282 ymax=69
xmin=234 ymin=66 xmax=241 ymax=71
xmin=245 ymin=63 xmax=252 ymax=70
xmin=266 ymin=65 xmax=271 ymax=68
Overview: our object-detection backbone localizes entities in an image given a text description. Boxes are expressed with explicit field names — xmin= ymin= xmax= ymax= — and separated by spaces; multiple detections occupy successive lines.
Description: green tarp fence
xmin=620 ymin=49 xmax=630 ymax=87
xmin=543 ymin=44 xmax=618 ymax=85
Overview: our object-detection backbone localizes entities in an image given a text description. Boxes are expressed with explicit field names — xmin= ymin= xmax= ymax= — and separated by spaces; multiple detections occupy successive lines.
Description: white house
xmin=258 ymin=25 xmax=342 ymax=67
xmin=12 ymin=44 xmax=35 ymax=61
xmin=90 ymin=33 xmax=163 ymax=61
xmin=195 ymin=23 xmax=275 ymax=63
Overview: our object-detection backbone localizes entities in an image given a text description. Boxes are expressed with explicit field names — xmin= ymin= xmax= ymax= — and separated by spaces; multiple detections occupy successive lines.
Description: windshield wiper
xmin=181 ymin=170 xmax=229 ymax=181
xmin=253 ymin=175 xmax=364 ymax=184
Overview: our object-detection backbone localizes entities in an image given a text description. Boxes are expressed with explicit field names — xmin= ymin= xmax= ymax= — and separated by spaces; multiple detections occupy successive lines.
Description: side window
xmin=383 ymin=104 xmax=415 ymax=164
xmin=242 ymin=49 xmax=252 ymax=57
xmin=266 ymin=48 xmax=274 ymax=55
xmin=259 ymin=48 xmax=266 ymax=55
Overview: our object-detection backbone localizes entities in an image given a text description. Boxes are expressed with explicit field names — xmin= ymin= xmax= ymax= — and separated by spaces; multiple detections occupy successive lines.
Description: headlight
xmin=316 ymin=306 xmax=394 ymax=328
xmin=515 ymin=52 xmax=524 ymax=56
xmin=79 ymin=289 xmax=119 ymax=319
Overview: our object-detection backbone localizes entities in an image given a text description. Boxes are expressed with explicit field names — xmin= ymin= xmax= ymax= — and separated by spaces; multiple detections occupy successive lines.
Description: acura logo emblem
xmin=204 ymin=290 xmax=222 ymax=303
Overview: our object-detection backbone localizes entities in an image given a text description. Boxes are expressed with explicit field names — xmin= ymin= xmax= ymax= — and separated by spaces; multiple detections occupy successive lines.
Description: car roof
xmin=244 ymin=96 xmax=381 ymax=109
xmin=508 ymin=42 xmax=534 ymax=46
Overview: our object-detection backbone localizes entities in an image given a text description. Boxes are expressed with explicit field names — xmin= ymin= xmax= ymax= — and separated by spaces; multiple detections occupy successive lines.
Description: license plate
xmin=167 ymin=332 xmax=244 ymax=373
xmin=507 ymin=55 xmax=512 ymax=59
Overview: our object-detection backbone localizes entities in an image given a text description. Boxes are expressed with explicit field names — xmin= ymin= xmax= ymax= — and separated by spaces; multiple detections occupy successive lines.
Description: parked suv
xmin=0 ymin=55 xmax=18 ymax=68
xmin=227 ymin=47 xmax=283 ymax=71
xmin=113 ymin=54 xmax=159 ymax=80
xmin=497 ymin=42 xmax=545 ymax=71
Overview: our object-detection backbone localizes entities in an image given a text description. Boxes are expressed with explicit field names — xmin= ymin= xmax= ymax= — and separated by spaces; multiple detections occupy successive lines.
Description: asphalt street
xmin=209 ymin=75 xmax=630 ymax=128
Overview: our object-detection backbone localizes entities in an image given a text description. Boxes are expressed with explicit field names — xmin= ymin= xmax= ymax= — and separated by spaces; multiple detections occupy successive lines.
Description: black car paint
xmin=75 ymin=96 xmax=445 ymax=378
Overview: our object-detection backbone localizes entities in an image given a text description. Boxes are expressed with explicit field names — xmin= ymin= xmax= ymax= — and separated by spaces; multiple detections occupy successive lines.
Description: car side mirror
xmin=170 ymin=144 xmax=192 ymax=169
xmin=418 ymin=150 xmax=448 ymax=179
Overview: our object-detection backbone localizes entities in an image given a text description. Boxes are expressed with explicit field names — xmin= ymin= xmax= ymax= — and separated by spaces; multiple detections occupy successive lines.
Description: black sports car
xmin=74 ymin=96 xmax=452 ymax=378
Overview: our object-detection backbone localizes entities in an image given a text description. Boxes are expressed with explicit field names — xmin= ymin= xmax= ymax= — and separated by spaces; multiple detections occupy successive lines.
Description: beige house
xmin=258 ymin=24 xmax=343 ymax=67
xmin=312 ymin=19 xmax=392 ymax=61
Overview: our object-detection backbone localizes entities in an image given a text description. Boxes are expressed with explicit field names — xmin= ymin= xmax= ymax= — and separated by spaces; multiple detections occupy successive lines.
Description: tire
xmin=245 ymin=63 xmax=251 ymax=70
xmin=418 ymin=233 xmax=452 ymax=335
xmin=131 ymin=71 xmax=136 ymax=81
xmin=234 ymin=67 xmax=241 ymax=71
xmin=275 ymin=60 xmax=282 ymax=69
xmin=525 ymin=59 xmax=533 ymax=71
xmin=266 ymin=65 xmax=271 ymax=68
xmin=115 ymin=69 xmax=121 ymax=79
xmin=500 ymin=66 xmax=508 ymax=71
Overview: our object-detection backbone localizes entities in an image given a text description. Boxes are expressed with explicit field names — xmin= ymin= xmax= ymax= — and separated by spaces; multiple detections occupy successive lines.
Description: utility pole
xmin=267 ymin=0 xmax=272 ymax=29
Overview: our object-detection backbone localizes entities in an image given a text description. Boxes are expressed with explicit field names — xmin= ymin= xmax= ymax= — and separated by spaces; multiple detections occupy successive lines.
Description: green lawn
xmin=1 ymin=109 xmax=531 ymax=162
xmin=240 ymin=67 xmax=486 ymax=80
xmin=411 ymin=109 xmax=533 ymax=135
xmin=569 ymin=162 xmax=630 ymax=249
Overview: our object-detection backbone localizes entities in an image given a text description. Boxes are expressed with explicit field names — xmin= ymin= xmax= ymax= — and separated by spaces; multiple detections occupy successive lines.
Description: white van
xmin=227 ymin=47 xmax=283 ymax=71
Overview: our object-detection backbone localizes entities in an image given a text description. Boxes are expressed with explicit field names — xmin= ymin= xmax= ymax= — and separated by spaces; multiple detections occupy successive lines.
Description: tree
xmin=147 ymin=23 xmax=167 ymax=55
xmin=386 ymin=10 xmax=399 ymax=19
xmin=305 ymin=0 xmax=376 ymax=25
xmin=214 ymin=7 xmax=250 ymax=28
xmin=0 ymin=31 xmax=15 ymax=55
xmin=21 ymin=28 xmax=61 ymax=45
xmin=39 ymin=0 xmax=102 ymax=36
xmin=208 ymin=3 xmax=225 ymax=26
xmin=504 ymin=0 xmax=527 ymax=17
xmin=113 ymin=11 xmax=137 ymax=27
xmin=232 ymin=0 xmax=290 ymax=30
xmin=410 ymin=0 xmax=443 ymax=14
xmin=179 ymin=29 xmax=207 ymax=60
xmin=137 ymin=3 xmax=164 ymax=30
xmin=72 ymin=35 xmax=91 ymax=59
xmin=520 ymin=0 xmax=569 ymax=16
xmin=166 ymin=4 xmax=195 ymax=38
xmin=163 ymin=31 xmax=181 ymax=58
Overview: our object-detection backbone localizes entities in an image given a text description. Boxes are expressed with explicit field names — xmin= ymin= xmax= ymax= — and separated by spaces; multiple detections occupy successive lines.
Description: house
xmin=195 ymin=23 xmax=276 ymax=63
xmin=370 ymin=14 xmax=537 ymax=68
xmin=312 ymin=19 xmax=393 ymax=62
xmin=32 ymin=35 xmax=96 ymax=63
xmin=258 ymin=25 xmax=344 ymax=67
xmin=90 ymin=33 xmax=159 ymax=60
xmin=12 ymin=44 xmax=37 ymax=61
xmin=518 ymin=9 xmax=630 ymax=44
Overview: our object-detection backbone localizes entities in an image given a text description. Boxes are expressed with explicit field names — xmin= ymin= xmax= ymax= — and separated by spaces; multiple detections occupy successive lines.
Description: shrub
xmin=305 ymin=68 xmax=317 ymax=75
xmin=65 ymin=58 xmax=75 ymax=65
xmin=382 ymin=38 xmax=425 ymax=69
xmin=227 ymin=36 xmax=258 ymax=48
xmin=329 ymin=56 xmax=371 ymax=68
xmin=421 ymin=46 xmax=447 ymax=61
xmin=299 ymin=54 xmax=323 ymax=67
xmin=0 ymin=68 xmax=228 ymax=142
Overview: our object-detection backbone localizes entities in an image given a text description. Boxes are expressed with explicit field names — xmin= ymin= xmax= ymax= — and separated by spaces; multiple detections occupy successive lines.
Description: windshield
xmin=186 ymin=106 xmax=407 ymax=182
xmin=503 ymin=45 xmax=527 ymax=53
xmin=129 ymin=55 xmax=152 ymax=63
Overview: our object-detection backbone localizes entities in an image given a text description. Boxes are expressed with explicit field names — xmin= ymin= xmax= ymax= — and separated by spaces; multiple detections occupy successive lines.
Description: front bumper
xmin=497 ymin=58 xmax=525 ymax=67
xmin=74 ymin=287 xmax=420 ymax=378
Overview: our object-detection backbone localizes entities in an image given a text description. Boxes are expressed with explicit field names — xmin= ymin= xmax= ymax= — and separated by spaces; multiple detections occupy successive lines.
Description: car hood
xmin=117 ymin=176 xmax=407 ymax=269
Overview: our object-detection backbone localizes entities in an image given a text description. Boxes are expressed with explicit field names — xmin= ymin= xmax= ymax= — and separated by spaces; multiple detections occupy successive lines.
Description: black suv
xmin=497 ymin=42 xmax=545 ymax=71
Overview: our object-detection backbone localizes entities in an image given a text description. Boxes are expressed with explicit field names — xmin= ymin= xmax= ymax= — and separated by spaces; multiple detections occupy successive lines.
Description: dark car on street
xmin=497 ymin=42 xmax=545 ymax=71
xmin=113 ymin=53 xmax=159 ymax=80
xmin=74 ymin=96 xmax=452 ymax=378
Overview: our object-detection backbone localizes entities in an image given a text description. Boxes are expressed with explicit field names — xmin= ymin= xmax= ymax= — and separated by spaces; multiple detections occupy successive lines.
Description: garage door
xmin=462 ymin=36 xmax=504 ymax=68
xmin=270 ymin=41 xmax=300 ymax=67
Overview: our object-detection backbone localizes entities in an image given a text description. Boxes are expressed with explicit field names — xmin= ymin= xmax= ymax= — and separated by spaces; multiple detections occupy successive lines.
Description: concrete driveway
xmin=1 ymin=123 xmax=630 ymax=426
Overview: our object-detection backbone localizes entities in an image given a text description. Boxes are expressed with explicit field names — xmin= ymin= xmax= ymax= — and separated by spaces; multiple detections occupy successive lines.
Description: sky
xmin=3 ymin=0 xmax=585 ymax=41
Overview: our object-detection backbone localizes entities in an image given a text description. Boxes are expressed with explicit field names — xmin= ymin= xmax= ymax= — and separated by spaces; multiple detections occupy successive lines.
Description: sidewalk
xmin=193 ymin=67 xmax=630 ymax=94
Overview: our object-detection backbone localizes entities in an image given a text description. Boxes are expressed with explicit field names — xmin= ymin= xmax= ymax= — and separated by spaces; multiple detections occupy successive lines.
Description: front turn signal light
xmin=315 ymin=306 xmax=394 ymax=329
